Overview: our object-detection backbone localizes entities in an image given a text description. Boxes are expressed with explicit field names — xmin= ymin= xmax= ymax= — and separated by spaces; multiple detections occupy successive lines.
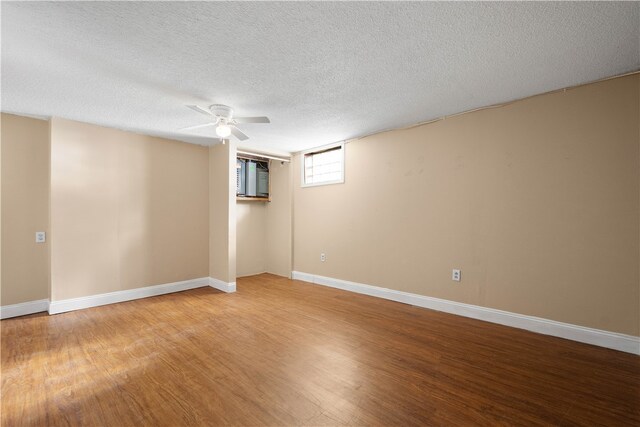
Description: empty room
xmin=1 ymin=2 xmax=639 ymax=426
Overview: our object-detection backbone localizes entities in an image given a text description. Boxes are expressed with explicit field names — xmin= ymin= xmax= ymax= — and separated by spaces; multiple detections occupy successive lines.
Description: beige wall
xmin=209 ymin=142 xmax=236 ymax=284
xmin=235 ymin=159 xmax=293 ymax=278
xmin=236 ymin=201 xmax=267 ymax=277
xmin=1 ymin=114 xmax=50 ymax=305
xmin=266 ymin=160 xmax=292 ymax=277
xmin=293 ymin=75 xmax=640 ymax=336
xmin=2 ymin=112 xmax=286 ymax=304
xmin=50 ymin=118 xmax=209 ymax=301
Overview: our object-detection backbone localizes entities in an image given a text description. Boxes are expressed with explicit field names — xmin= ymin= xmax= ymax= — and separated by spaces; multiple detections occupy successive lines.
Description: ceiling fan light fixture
xmin=216 ymin=123 xmax=231 ymax=138
xmin=183 ymin=104 xmax=269 ymax=141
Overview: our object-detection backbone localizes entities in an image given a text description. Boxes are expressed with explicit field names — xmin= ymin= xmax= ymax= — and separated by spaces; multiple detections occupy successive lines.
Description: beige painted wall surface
xmin=236 ymin=159 xmax=292 ymax=278
xmin=209 ymin=142 xmax=236 ymax=284
xmin=236 ymin=201 xmax=266 ymax=277
xmin=1 ymin=114 xmax=50 ymax=305
xmin=50 ymin=118 xmax=209 ymax=301
xmin=293 ymin=75 xmax=640 ymax=336
xmin=266 ymin=161 xmax=292 ymax=277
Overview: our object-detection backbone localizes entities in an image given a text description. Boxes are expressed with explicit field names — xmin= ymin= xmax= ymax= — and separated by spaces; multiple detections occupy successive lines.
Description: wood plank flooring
xmin=2 ymin=273 xmax=639 ymax=426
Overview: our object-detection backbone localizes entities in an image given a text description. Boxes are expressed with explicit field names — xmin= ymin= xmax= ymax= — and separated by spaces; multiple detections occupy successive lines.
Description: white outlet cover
xmin=35 ymin=231 xmax=46 ymax=243
xmin=452 ymin=269 xmax=461 ymax=281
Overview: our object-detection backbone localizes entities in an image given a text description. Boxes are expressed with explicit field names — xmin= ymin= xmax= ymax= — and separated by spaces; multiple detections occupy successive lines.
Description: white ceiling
xmin=2 ymin=2 xmax=639 ymax=155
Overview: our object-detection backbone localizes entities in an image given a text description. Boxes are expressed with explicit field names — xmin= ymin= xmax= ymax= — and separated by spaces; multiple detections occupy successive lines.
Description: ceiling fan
xmin=180 ymin=104 xmax=270 ymax=141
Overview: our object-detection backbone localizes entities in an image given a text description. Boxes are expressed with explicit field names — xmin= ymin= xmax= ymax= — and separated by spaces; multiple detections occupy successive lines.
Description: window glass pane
xmin=303 ymin=146 xmax=343 ymax=185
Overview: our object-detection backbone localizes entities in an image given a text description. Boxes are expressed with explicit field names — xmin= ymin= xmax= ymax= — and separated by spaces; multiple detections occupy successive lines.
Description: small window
xmin=302 ymin=143 xmax=344 ymax=187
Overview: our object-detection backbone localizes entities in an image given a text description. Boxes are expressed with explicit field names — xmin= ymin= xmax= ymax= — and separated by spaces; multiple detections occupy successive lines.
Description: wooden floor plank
xmin=2 ymin=273 xmax=639 ymax=426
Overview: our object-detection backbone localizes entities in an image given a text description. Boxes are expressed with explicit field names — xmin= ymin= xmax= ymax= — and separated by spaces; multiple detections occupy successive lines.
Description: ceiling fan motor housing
xmin=209 ymin=104 xmax=234 ymax=121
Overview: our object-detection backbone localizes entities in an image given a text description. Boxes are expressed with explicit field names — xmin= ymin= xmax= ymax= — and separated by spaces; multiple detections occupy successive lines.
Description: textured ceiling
xmin=2 ymin=2 xmax=639 ymax=155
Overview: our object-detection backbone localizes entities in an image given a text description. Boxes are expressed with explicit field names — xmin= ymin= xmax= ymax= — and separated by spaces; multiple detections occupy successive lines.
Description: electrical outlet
xmin=320 ymin=253 xmax=326 ymax=262
xmin=35 ymin=231 xmax=46 ymax=243
xmin=452 ymin=269 xmax=461 ymax=282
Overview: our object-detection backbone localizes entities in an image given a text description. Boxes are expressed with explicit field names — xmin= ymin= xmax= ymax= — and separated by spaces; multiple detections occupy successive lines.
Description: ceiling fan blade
xmin=186 ymin=105 xmax=213 ymax=116
xmin=230 ymin=126 xmax=249 ymax=141
xmin=179 ymin=122 xmax=215 ymax=131
xmin=233 ymin=116 xmax=270 ymax=124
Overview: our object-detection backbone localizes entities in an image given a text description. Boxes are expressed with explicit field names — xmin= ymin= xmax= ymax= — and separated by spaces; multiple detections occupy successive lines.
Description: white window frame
xmin=300 ymin=142 xmax=345 ymax=188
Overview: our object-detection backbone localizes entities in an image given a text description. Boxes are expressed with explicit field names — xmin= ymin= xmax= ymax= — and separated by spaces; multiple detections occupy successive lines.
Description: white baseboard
xmin=1 ymin=299 xmax=50 ymax=320
xmin=209 ymin=277 xmax=236 ymax=293
xmin=292 ymin=271 xmax=640 ymax=355
xmin=49 ymin=277 xmax=210 ymax=315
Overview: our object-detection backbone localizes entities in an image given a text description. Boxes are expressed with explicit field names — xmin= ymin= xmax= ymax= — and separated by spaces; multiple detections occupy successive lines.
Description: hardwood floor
xmin=1 ymin=273 xmax=639 ymax=426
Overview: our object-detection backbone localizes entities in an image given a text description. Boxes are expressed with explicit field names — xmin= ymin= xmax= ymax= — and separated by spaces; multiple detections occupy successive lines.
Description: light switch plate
xmin=35 ymin=231 xmax=46 ymax=243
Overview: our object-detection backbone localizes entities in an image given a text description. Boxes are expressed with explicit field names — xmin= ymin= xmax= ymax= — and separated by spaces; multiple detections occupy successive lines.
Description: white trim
xmin=237 ymin=150 xmax=291 ymax=163
xmin=1 ymin=299 xmax=50 ymax=320
xmin=292 ymin=271 xmax=640 ymax=355
xmin=49 ymin=277 xmax=210 ymax=315
xmin=300 ymin=142 xmax=345 ymax=187
xmin=209 ymin=277 xmax=237 ymax=293
xmin=292 ymin=271 xmax=314 ymax=283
